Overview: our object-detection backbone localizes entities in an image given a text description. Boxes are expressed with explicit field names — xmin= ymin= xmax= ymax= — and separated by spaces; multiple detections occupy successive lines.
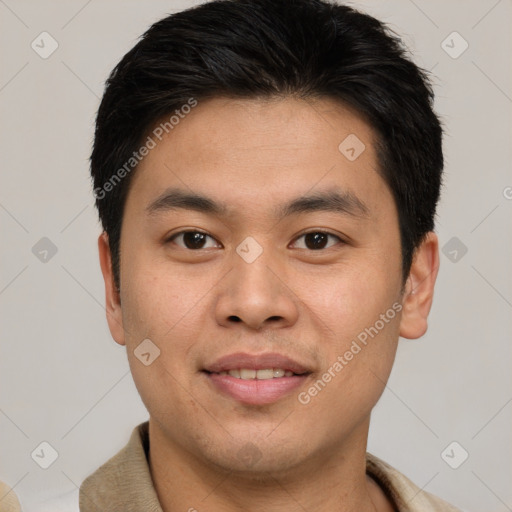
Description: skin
xmin=98 ymin=96 xmax=439 ymax=512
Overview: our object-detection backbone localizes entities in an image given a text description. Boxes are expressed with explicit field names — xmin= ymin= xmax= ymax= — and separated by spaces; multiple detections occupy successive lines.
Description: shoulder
xmin=79 ymin=421 xmax=150 ymax=494
xmin=366 ymin=453 xmax=464 ymax=512
xmin=79 ymin=421 xmax=162 ymax=511
xmin=0 ymin=480 xmax=22 ymax=512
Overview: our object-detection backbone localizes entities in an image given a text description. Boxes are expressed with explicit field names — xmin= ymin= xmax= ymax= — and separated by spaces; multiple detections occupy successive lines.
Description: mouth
xmin=204 ymin=368 xmax=303 ymax=379
xmin=202 ymin=352 xmax=313 ymax=405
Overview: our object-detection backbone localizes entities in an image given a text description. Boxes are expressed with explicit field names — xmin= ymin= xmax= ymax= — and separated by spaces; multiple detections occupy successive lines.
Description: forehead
xmin=127 ymin=96 xmax=392 ymax=220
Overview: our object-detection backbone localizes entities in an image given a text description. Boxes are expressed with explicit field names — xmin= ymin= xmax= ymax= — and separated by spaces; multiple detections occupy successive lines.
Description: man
xmin=81 ymin=0 xmax=460 ymax=510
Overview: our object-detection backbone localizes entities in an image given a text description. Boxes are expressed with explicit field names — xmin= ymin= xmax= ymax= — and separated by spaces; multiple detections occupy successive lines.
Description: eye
xmin=291 ymin=231 xmax=343 ymax=250
xmin=167 ymin=230 xmax=220 ymax=250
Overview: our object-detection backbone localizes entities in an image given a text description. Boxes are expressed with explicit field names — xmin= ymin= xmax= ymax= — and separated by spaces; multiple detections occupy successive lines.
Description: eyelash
xmin=166 ymin=230 xmax=345 ymax=251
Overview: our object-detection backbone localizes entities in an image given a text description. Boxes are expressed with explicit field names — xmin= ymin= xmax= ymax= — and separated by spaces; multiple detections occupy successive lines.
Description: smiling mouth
xmin=202 ymin=368 xmax=311 ymax=405
xmin=202 ymin=351 xmax=313 ymax=404
xmin=204 ymin=368 xmax=308 ymax=380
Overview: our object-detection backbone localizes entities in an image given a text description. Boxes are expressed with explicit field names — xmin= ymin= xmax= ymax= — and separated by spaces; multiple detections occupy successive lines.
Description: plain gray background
xmin=1 ymin=1 xmax=511 ymax=511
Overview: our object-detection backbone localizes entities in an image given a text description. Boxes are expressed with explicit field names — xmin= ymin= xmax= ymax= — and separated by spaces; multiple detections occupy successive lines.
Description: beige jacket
xmin=0 ymin=481 xmax=22 ymax=512
xmin=79 ymin=422 xmax=461 ymax=512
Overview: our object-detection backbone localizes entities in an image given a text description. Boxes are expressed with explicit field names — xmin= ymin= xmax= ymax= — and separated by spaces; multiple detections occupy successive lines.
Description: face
xmin=99 ymin=96 xmax=438 ymax=475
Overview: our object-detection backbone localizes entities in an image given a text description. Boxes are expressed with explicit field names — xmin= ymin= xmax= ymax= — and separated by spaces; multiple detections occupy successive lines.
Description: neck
xmin=148 ymin=417 xmax=388 ymax=512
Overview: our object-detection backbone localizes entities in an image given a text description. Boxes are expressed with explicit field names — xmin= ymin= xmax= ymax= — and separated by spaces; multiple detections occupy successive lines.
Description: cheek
xmin=120 ymin=271 xmax=202 ymax=423
xmin=299 ymin=310 xmax=400 ymax=429
xmin=299 ymin=261 xmax=402 ymax=401
xmin=120 ymin=255 xmax=204 ymax=342
xmin=304 ymin=262 xmax=399 ymax=332
xmin=119 ymin=253 xmax=212 ymax=380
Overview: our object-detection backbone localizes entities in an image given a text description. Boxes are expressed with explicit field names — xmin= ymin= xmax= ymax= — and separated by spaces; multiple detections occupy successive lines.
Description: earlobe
xmin=399 ymin=232 xmax=440 ymax=340
xmin=98 ymin=232 xmax=126 ymax=346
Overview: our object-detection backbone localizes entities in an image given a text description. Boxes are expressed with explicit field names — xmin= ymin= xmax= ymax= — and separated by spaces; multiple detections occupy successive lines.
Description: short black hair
xmin=91 ymin=0 xmax=443 ymax=291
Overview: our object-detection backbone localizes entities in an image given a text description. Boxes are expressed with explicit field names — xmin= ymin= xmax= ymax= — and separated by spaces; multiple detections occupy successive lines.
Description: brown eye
xmin=169 ymin=231 xmax=219 ymax=250
xmin=293 ymin=231 xmax=342 ymax=250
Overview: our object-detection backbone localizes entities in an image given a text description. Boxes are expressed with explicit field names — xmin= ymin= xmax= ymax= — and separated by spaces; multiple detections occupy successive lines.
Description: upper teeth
xmin=218 ymin=369 xmax=294 ymax=379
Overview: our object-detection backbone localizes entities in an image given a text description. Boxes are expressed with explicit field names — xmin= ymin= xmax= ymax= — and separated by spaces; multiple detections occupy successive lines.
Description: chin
xmin=199 ymin=437 xmax=309 ymax=476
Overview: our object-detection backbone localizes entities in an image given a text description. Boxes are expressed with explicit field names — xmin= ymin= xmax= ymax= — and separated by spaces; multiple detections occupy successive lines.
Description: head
xmin=93 ymin=0 xmax=442 ymax=476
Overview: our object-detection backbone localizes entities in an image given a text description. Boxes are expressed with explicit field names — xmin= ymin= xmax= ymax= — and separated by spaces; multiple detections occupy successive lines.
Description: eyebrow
xmin=146 ymin=187 xmax=370 ymax=220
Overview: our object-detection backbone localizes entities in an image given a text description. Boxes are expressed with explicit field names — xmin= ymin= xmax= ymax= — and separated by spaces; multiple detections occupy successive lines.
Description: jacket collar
xmin=80 ymin=421 xmax=458 ymax=512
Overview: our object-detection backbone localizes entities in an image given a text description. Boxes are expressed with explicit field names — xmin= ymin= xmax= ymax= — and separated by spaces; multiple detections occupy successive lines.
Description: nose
xmin=214 ymin=248 xmax=300 ymax=331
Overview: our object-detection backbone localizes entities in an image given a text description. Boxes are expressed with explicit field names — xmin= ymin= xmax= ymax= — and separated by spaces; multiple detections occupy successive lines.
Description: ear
xmin=98 ymin=232 xmax=126 ymax=346
xmin=399 ymin=231 xmax=440 ymax=340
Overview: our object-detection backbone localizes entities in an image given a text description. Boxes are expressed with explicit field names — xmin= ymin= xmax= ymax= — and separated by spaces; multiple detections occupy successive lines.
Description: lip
xmin=205 ymin=373 xmax=308 ymax=405
xmin=203 ymin=352 xmax=311 ymax=374
xmin=202 ymin=352 xmax=312 ymax=405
